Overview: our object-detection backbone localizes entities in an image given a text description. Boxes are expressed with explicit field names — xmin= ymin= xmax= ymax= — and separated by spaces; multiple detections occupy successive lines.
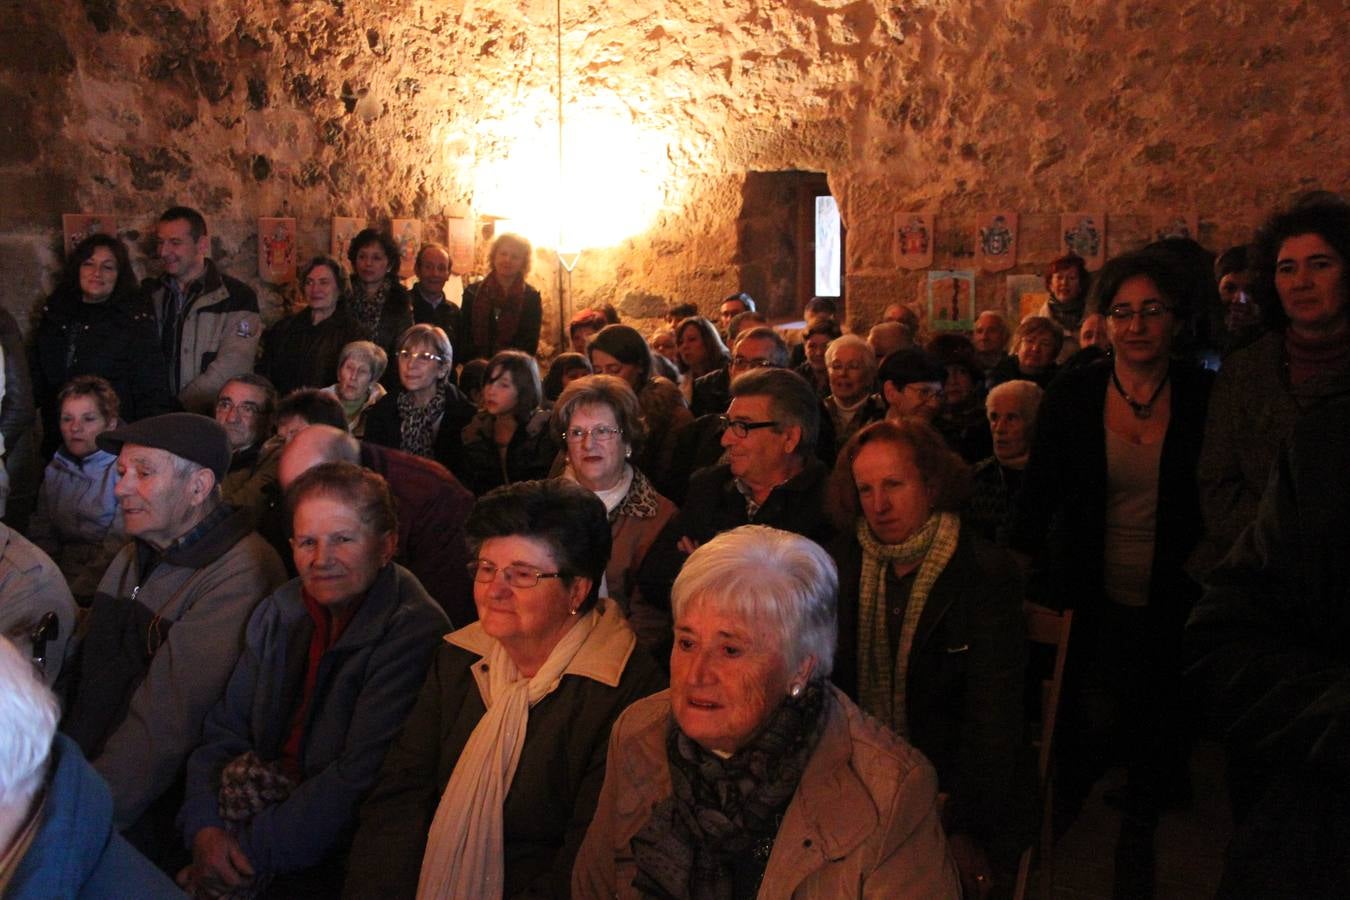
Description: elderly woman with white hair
xmin=0 ymin=637 xmax=181 ymax=896
xmin=965 ymin=379 xmax=1045 ymax=542
xmin=574 ymin=525 xmax=960 ymax=899
xmin=321 ymin=340 xmax=388 ymax=437
xmin=823 ymin=334 xmax=887 ymax=450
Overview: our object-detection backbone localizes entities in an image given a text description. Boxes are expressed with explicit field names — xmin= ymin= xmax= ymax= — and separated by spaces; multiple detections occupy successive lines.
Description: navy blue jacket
xmin=7 ymin=734 xmax=182 ymax=899
xmin=179 ymin=564 xmax=448 ymax=882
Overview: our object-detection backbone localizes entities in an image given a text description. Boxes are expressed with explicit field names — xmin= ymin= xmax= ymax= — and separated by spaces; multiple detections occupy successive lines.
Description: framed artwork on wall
xmin=258 ymin=217 xmax=297 ymax=283
xmin=894 ymin=212 xmax=934 ymax=270
xmin=1061 ymin=212 xmax=1106 ymax=270
xmin=1152 ymin=211 xmax=1199 ymax=242
xmin=331 ymin=217 xmax=363 ymax=261
xmin=927 ymin=270 xmax=975 ymax=331
xmin=391 ymin=219 xmax=422 ymax=279
xmin=62 ymin=214 xmax=117 ymax=256
xmin=977 ymin=211 xmax=1018 ymax=272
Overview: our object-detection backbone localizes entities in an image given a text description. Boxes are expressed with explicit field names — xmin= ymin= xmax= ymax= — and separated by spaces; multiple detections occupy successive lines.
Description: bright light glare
xmin=471 ymin=94 xmax=673 ymax=254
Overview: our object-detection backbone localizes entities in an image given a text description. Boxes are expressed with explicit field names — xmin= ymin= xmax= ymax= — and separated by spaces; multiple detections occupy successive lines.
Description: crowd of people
xmin=1 ymin=193 xmax=1348 ymax=898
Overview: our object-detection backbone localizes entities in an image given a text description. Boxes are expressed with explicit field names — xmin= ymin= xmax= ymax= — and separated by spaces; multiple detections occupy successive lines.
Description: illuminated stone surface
xmin=0 ymin=0 xmax=1344 ymax=349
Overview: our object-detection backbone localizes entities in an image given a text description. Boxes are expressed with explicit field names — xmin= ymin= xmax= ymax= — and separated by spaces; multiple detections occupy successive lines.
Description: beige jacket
xmin=572 ymin=687 xmax=961 ymax=899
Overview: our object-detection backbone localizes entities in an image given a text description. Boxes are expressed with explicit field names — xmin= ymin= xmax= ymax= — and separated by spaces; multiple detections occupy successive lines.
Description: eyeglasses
xmin=467 ymin=559 xmax=566 ymax=588
xmin=215 ymin=398 xmax=263 ymax=416
xmin=719 ymin=415 xmax=779 ymax=438
xmin=828 ymin=362 xmax=867 ymax=373
xmin=731 ymin=356 xmax=779 ymax=371
xmin=398 ymin=350 xmax=445 ymax=364
xmin=903 ymin=384 xmax=944 ymax=401
xmin=562 ymin=425 xmax=624 ymax=443
xmin=1106 ymin=302 xmax=1172 ymax=322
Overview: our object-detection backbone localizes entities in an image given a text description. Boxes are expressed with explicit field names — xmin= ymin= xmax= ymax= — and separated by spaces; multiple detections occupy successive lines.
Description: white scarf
xmin=415 ymin=610 xmax=600 ymax=900
xmin=562 ymin=461 xmax=633 ymax=516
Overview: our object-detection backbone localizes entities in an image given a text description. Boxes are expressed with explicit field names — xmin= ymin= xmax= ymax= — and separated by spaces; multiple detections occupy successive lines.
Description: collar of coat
xmin=446 ymin=598 xmax=636 ymax=692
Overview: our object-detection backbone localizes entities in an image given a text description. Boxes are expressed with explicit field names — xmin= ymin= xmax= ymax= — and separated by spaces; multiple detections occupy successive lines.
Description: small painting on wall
xmin=976 ymin=212 xmax=1018 ymax=273
xmin=258 ymin=217 xmax=297 ymax=283
xmin=1061 ymin=212 xmax=1106 ymax=270
xmin=62 ymin=214 xmax=118 ymax=257
xmin=391 ymin=219 xmax=422 ymax=279
xmin=927 ymin=270 xmax=976 ymax=331
xmin=894 ymin=212 xmax=934 ymax=270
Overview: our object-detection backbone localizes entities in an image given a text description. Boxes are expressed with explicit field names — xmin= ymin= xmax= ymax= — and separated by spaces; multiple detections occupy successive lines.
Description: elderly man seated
xmin=971 ymin=310 xmax=1012 ymax=378
xmin=279 ymin=425 xmax=476 ymax=626
xmin=637 ymin=368 xmax=835 ymax=657
xmin=61 ymin=412 xmax=287 ymax=859
xmin=216 ymin=373 xmax=281 ymax=523
xmin=0 ymin=637 xmax=181 ymax=897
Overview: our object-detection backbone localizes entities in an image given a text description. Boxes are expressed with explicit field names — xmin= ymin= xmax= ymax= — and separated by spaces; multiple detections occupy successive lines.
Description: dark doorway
xmin=737 ymin=171 xmax=844 ymax=323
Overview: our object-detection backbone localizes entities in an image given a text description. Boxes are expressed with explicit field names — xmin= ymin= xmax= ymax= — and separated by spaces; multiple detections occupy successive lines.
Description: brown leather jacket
xmin=572 ymin=687 xmax=961 ymax=899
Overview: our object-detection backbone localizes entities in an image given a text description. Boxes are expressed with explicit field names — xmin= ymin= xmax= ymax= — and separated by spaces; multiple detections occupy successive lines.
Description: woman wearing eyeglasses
xmin=1008 ymin=250 xmax=1213 ymax=893
xmin=344 ymin=479 xmax=665 ymax=900
xmin=453 ymin=349 xmax=558 ymax=496
xmin=586 ymin=324 xmax=692 ymax=497
xmin=551 ymin=375 xmax=677 ymax=649
xmin=364 ymin=324 xmax=475 ymax=468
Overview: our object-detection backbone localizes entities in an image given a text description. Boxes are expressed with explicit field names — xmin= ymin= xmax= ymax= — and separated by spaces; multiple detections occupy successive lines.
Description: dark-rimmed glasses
xmin=719 ymin=416 xmax=779 ymax=438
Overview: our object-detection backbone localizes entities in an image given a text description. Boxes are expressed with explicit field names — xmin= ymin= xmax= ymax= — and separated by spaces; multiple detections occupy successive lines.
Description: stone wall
xmin=1 ymin=0 xmax=1344 ymax=353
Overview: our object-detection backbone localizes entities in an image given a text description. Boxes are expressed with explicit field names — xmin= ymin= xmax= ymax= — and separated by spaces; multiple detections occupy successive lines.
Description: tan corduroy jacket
xmin=572 ymin=686 xmax=961 ymax=899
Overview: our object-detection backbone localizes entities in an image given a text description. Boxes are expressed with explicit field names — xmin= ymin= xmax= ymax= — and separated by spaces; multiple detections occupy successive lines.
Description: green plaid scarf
xmin=855 ymin=510 xmax=961 ymax=736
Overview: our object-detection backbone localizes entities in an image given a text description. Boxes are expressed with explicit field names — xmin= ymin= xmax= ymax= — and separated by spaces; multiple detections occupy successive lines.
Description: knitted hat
xmin=97 ymin=412 xmax=231 ymax=483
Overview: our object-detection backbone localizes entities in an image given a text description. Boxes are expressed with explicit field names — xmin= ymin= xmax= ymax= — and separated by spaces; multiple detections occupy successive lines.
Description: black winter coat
xmin=830 ymin=528 xmax=1034 ymax=871
xmin=258 ymin=304 xmax=367 ymax=396
xmin=31 ymin=290 xmax=176 ymax=456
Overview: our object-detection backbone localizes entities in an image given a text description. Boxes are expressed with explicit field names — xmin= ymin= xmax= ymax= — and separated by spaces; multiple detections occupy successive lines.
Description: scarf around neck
xmin=398 ymin=387 xmax=446 ymax=459
xmin=416 ymin=609 xmax=601 ymax=900
xmin=351 ymin=278 xmax=391 ymax=337
xmin=632 ymin=679 xmax=828 ymax=900
xmin=855 ymin=510 xmax=961 ymax=735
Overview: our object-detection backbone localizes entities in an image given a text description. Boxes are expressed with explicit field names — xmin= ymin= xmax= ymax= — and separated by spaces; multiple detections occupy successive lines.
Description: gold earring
xmin=789 ymin=683 xmax=803 ymax=698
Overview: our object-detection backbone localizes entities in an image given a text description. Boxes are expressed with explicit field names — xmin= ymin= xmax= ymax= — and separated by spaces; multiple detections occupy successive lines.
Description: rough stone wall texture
xmin=0 ymin=0 xmax=1345 ymax=354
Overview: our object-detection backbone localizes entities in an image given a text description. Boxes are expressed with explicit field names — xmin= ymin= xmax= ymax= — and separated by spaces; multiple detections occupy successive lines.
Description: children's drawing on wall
xmin=927 ymin=270 xmax=975 ymax=331
xmin=446 ymin=217 xmax=475 ymax=273
xmin=391 ymin=218 xmax=422 ymax=279
xmin=1061 ymin=212 xmax=1106 ymax=271
xmin=976 ymin=212 xmax=1018 ymax=273
xmin=331 ymin=217 xmax=363 ymax=261
xmin=62 ymin=214 xmax=117 ymax=256
xmin=1152 ymin=211 xmax=1199 ymax=242
xmin=1004 ymin=274 xmax=1048 ymax=324
xmin=894 ymin=212 xmax=934 ymax=270
xmin=258 ymin=217 xmax=297 ymax=283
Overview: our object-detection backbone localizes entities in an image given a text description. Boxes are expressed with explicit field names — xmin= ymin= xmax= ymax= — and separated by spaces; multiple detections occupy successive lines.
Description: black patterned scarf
xmin=350 ymin=278 xmax=391 ymax=338
xmin=397 ymin=387 xmax=446 ymax=459
xmin=632 ymin=679 xmax=827 ymax=900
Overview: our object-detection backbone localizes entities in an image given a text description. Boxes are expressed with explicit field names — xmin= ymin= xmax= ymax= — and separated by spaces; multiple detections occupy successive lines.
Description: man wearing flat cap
xmin=61 ymin=412 xmax=286 ymax=860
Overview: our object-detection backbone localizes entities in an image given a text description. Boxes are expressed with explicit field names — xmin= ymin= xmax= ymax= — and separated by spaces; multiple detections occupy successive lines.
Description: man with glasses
xmin=691 ymin=326 xmax=788 ymax=417
xmin=638 ymin=368 xmax=833 ymax=651
xmin=878 ymin=347 xmax=948 ymax=426
xmin=215 ymin=374 xmax=280 ymax=523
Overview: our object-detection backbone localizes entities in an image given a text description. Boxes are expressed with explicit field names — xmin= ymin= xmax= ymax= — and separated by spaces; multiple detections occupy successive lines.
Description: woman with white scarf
xmin=343 ymin=479 xmax=665 ymax=899
xmin=826 ymin=419 xmax=1032 ymax=899
xmin=551 ymin=375 xmax=678 ymax=654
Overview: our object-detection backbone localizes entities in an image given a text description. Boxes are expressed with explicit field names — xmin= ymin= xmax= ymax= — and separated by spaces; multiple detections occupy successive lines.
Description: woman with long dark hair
xmin=31 ymin=234 xmax=175 ymax=457
xmin=345 ymin=229 xmax=413 ymax=379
